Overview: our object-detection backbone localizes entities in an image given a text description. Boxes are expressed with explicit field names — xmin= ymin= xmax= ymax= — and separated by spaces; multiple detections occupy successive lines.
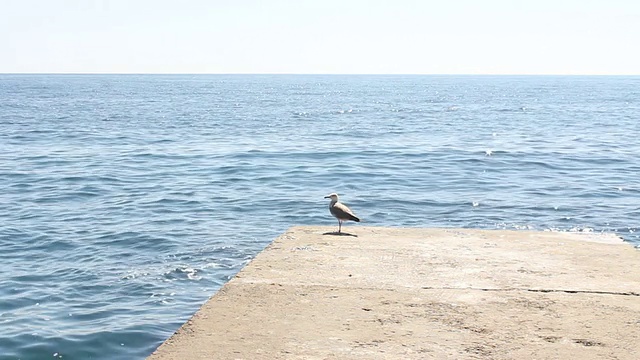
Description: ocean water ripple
xmin=1 ymin=74 xmax=639 ymax=359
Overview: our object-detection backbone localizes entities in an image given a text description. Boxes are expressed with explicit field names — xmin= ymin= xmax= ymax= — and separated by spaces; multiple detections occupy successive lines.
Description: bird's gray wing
xmin=331 ymin=202 xmax=360 ymax=222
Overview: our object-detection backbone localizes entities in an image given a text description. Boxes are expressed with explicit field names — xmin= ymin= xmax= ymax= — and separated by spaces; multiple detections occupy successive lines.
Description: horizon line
xmin=1 ymin=72 xmax=639 ymax=76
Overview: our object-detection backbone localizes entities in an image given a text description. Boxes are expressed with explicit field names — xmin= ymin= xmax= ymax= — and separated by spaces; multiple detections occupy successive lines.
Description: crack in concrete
xmin=239 ymin=279 xmax=640 ymax=297
xmin=421 ymin=286 xmax=639 ymax=297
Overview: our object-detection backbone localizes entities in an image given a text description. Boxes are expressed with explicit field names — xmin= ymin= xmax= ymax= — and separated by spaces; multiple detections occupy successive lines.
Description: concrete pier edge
xmin=148 ymin=226 xmax=640 ymax=359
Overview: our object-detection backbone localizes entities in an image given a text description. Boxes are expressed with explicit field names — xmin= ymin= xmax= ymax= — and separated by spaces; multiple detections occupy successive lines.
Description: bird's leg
xmin=338 ymin=220 xmax=342 ymax=233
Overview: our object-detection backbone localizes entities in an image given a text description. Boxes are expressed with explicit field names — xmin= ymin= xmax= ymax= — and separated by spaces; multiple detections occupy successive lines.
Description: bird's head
xmin=324 ymin=193 xmax=339 ymax=201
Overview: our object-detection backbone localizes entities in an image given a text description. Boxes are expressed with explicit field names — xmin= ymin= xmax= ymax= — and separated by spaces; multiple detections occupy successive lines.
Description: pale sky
xmin=1 ymin=0 xmax=639 ymax=74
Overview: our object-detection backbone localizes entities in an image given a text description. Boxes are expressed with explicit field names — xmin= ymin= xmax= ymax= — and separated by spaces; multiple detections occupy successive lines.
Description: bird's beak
xmin=323 ymin=196 xmax=329 ymax=199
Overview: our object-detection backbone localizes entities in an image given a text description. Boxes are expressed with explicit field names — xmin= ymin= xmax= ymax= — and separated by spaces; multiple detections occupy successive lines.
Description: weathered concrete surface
xmin=148 ymin=227 xmax=640 ymax=360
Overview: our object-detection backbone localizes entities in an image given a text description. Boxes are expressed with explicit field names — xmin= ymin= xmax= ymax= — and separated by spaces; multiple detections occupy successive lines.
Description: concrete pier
xmin=147 ymin=226 xmax=640 ymax=359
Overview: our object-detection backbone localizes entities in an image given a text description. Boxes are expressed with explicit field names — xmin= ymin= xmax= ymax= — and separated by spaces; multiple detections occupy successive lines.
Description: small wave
xmin=163 ymin=266 xmax=201 ymax=281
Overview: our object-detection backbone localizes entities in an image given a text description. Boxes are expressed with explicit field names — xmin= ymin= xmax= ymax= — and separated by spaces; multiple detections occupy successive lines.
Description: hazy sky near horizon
xmin=1 ymin=0 xmax=639 ymax=74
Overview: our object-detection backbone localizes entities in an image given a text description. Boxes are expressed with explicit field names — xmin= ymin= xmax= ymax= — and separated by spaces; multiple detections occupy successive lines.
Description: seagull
xmin=324 ymin=193 xmax=360 ymax=233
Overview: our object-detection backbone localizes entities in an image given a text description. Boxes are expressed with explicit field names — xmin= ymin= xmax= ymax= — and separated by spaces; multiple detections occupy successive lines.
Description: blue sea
xmin=1 ymin=74 xmax=639 ymax=359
